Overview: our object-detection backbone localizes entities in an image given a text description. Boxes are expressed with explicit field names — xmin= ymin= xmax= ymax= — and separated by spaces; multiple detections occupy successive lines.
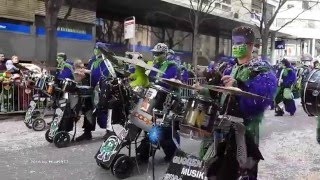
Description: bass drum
xmin=302 ymin=69 xmax=320 ymax=116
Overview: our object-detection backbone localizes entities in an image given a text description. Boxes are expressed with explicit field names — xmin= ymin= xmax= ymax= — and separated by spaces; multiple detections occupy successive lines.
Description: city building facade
xmin=275 ymin=0 xmax=320 ymax=61
xmin=96 ymin=0 xmax=256 ymax=64
xmin=0 ymin=0 xmax=96 ymax=62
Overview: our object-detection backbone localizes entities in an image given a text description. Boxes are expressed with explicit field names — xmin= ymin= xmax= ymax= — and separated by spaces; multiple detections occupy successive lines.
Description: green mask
xmin=153 ymin=55 xmax=165 ymax=64
xmin=232 ymin=44 xmax=248 ymax=59
xmin=94 ymin=48 xmax=101 ymax=56
xmin=56 ymin=56 xmax=64 ymax=68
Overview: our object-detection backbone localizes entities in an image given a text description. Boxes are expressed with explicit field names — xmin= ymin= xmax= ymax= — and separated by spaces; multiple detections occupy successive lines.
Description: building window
xmin=35 ymin=16 xmax=93 ymax=35
xmin=214 ymin=1 xmax=232 ymax=11
xmin=302 ymin=1 xmax=310 ymax=9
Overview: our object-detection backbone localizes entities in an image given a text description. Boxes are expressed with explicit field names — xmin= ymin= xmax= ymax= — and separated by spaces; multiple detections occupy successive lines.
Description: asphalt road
xmin=0 ymin=101 xmax=320 ymax=180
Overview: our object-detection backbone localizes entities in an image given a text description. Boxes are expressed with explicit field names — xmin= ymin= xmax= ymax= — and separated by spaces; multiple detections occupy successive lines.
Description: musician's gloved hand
xmin=221 ymin=75 xmax=237 ymax=87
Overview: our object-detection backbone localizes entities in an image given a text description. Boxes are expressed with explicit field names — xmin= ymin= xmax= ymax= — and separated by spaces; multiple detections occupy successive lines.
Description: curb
xmin=0 ymin=115 xmax=24 ymax=121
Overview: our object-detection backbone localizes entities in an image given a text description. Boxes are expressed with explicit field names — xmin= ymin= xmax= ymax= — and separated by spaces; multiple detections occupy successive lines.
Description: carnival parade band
xmin=41 ymin=26 xmax=288 ymax=180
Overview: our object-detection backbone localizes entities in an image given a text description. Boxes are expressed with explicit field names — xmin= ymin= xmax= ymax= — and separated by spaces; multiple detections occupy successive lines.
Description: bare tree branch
xmin=199 ymin=0 xmax=221 ymax=24
xmin=166 ymin=29 xmax=175 ymax=39
xmin=204 ymin=0 xmax=219 ymax=14
xmin=189 ymin=8 xmax=195 ymax=29
xmin=261 ymin=0 xmax=267 ymax=33
xmin=266 ymin=0 xmax=288 ymax=28
xmin=172 ymin=33 xmax=191 ymax=48
xmin=150 ymin=27 xmax=164 ymax=40
xmin=274 ymin=0 xmax=320 ymax=32
xmin=189 ymin=0 xmax=197 ymax=15
xmin=64 ymin=0 xmax=74 ymax=20
xmin=239 ymin=0 xmax=255 ymax=15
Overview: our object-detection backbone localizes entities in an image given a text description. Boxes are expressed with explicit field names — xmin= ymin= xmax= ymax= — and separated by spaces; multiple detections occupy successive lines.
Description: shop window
xmin=35 ymin=15 xmax=93 ymax=35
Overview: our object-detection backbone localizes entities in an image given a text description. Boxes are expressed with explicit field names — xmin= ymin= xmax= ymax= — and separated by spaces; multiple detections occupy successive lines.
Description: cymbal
xmin=113 ymin=56 xmax=164 ymax=74
xmin=160 ymin=78 xmax=200 ymax=90
xmin=205 ymin=85 xmax=268 ymax=99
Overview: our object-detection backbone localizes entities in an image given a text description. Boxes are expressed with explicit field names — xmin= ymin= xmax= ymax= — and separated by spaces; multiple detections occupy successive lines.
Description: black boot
xmin=275 ymin=106 xmax=284 ymax=116
xmin=136 ymin=138 xmax=151 ymax=163
xmin=76 ymin=131 xmax=92 ymax=142
xmin=103 ymin=130 xmax=112 ymax=139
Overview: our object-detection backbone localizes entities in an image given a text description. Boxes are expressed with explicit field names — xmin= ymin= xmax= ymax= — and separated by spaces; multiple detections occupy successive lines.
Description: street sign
xmin=275 ymin=40 xmax=285 ymax=49
xmin=124 ymin=17 xmax=135 ymax=40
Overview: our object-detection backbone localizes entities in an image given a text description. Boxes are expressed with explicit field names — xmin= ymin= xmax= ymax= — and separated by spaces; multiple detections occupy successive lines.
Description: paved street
xmin=0 ymin=102 xmax=320 ymax=180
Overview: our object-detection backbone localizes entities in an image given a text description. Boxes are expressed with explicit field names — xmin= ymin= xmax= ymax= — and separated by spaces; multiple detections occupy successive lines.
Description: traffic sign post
xmin=124 ymin=16 xmax=136 ymax=52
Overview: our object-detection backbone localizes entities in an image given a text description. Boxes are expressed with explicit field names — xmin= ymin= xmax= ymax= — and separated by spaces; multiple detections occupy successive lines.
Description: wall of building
xmin=274 ymin=0 xmax=320 ymax=59
xmin=0 ymin=0 xmax=96 ymax=62
xmin=0 ymin=26 xmax=94 ymax=61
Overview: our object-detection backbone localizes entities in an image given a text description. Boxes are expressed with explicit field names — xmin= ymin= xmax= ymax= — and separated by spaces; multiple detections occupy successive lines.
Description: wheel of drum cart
xmin=109 ymin=154 xmax=124 ymax=173
xmin=25 ymin=122 xmax=32 ymax=129
xmin=112 ymin=155 xmax=134 ymax=179
xmin=96 ymin=159 xmax=110 ymax=170
xmin=32 ymin=118 xmax=46 ymax=131
xmin=45 ymin=129 xmax=53 ymax=143
xmin=53 ymin=131 xmax=70 ymax=148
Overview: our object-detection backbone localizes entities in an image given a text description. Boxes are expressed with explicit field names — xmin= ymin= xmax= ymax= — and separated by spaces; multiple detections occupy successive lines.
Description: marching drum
xmin=61 ymin=79 xmax=77 ymax=93
xmin=179 ymin=95 xmax=219 ymax=139
xmin=130 ymin=85 xmax=176 ymax=132
xmin=302 ymin=69 xmax=320 ymax=116
xmin=140 ymin=85 xmax=175 ymax=114
xmin=76 ymin=85 xmax=93 ymax=98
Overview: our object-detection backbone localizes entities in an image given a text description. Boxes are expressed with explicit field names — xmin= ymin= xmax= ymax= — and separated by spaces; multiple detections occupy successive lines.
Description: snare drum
xmin=302 ymin=69 xmax=320 ymax=116
xmin=77 ymin=85 xmax=93 ymax=98
xmin=140 ymin=85 xmax=175 ymax=114
xmin=180 ymin=96 xmax=219 ymax=139
xmin=130 ymin=85 xmax=175 ymax=132
xmin=62 ymin=79 xmax=77 ymax=93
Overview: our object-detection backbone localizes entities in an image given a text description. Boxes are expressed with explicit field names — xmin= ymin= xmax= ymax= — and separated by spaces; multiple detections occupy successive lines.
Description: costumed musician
xmin=274 ymin=59 xmax=297 ymax=116
xmin=76 ymin=42 xmax=112 ymax=141
xmin=196 ymin=26 xmax=277 ymax=179
xmin=136 ymin=43 xmax=181 ymax=163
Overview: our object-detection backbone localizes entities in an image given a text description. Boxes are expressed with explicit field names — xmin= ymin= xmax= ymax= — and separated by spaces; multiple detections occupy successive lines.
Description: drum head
xmin=302 ymin=69 xmax=320 ymax=116
xmin=181 ymin=96 xmax=218 ymax=139
xmin=130 ymin=99 xmax=153 ymax=132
